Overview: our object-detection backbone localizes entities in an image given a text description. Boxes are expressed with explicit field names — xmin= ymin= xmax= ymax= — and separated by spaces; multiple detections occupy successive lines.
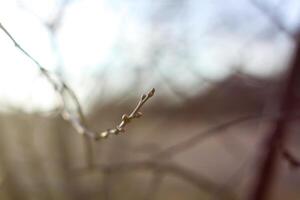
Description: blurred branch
xmin=153 ymin=114 xmax=262 ymax=159
xmin=46 ymin=0 xmax=69 ymax=32
xmin=281 ymin=148 xmax=300 ymax=169
xmin=0 ymin=22 xmax=155 ymax=140
xmin=101 ymin=172 xmax=112 ymax=200
xmin=78 ymin=160 xmax=235 ymax=200
xmin=250 ymin=0 xmax=297 ymax=40
xmin=143 ymin=170 xmax=164 ymax=200
xmin=18 ymin=0 xmax=69 ymax=33
xmin=249 ymin=34 xmax=300 ymax=200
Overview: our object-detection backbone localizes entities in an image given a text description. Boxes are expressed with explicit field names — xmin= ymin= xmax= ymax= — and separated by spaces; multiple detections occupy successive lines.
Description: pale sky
xmin=0 ymin=0 xmax=299 ymax=111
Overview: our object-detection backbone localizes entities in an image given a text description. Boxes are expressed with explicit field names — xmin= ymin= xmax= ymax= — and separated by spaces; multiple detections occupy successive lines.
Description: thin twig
xmin=0 ymin=22 xmax=155 ymax=140
xmin=96 ymin=88 xmax=155 ymax=139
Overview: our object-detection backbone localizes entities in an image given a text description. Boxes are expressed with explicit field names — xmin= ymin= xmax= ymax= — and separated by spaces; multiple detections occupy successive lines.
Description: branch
xmin=153 ymin=114 xmax=262 ymax=159
xmin=77 ymin=160 xmax=235 ymax=200
xmin=249 ymin=34 xmax=300 ymax=200
xmin=250 ymin=0 xmax=297 ymax=40
xmin=143 ymin=170 xmax=164 ymax=200
xmin=88 ymin=88 xmax=155 ymax=139
xmin=281 ymin=149 xmax=300 ymax=169
xmin=61 ymin=88 xmax=155 ymax=140
xmin=101 ymin=172 xmax=112 ymax=200
xmin=0 ymin=22 xmax=155 ymax=140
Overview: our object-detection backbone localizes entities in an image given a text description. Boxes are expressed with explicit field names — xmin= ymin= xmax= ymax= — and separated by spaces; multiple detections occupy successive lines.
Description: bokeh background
xmin=0 ymin=0 xmax=300 ymax=199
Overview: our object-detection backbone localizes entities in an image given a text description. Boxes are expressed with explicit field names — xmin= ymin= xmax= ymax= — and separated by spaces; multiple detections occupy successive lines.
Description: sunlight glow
xmin=0 ymin=0 xmax=295 ymax=111
xmin=0 ymin=0 xmax=121 ymax=111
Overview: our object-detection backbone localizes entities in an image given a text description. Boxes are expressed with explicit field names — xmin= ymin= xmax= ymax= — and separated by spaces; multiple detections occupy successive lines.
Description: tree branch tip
xmin=148 ymin=88 xmax=155 ymax=97
xmin=134 ymin=111 xmax=143 ymax=118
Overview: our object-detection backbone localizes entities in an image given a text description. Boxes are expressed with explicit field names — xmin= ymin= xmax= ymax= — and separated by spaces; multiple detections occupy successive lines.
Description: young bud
xmin=100 ymin=131 xmax=109 ymax=139
xmin=148 ymin=88 xmax=155 ymax=97
xmin=135 ymin=112 xmax=143 ymax=118
xmin=122 ymin=114 xmax=130 ymax=122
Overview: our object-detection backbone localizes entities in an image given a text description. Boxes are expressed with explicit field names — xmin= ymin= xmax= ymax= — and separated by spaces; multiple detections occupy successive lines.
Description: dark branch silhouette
xmin=249 ymin=34 xmax=300 ymax=200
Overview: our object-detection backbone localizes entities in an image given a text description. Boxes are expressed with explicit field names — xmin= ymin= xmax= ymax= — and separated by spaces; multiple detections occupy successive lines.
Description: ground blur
xmin=0 ymin=74 xmax=300 ymax=200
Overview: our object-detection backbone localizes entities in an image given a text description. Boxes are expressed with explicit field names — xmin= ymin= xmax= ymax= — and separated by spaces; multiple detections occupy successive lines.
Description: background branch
xmin=153 ymin=114 xmax=263 ymax=159
xmin=281 ymin=148 xmax=300 ymax=169
xmin=249 ymin=34 xmax=300 ymax=200
xmin=77 ymin=160 xmax=235 ymax=200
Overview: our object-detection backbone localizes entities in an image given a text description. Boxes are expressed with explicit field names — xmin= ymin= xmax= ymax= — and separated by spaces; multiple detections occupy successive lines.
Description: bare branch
xmin=249 ymin=33 xmax=300 ymax=200
xmin=0 ymin=22 xmax=155 ymax=140
xmin=77 ymin=160 xmax=235 ymax=200
xmin=153 ymin=114 xmax=262 ymax=159
xmin=93 ymin=88 xmax=155 ymax=139
xmin=250 ymin=0 xmax=297 ymax=40
xmin=281 ymin=148 xmax=300 ymax=169
xmin=101 ymin=172 xmax=112 ymax=200
xmin=143 ymin=170 xmax=164 ymax=200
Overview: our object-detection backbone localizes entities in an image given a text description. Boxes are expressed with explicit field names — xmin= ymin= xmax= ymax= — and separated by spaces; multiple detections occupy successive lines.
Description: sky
xmin=0 ymin=0 xmax=299 ymax=111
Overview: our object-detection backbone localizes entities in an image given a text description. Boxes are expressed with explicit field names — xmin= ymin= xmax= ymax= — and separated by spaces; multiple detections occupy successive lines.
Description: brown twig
xmin=94 ymin=88 xmax=155 ymax=139
xmin=0 ymin=22 xmax=155 ymax=140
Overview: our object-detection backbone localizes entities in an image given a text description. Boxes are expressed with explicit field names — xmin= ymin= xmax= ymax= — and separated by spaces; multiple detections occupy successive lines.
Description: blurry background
xmin=0 ymin=0 xmax=300 ymax=199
